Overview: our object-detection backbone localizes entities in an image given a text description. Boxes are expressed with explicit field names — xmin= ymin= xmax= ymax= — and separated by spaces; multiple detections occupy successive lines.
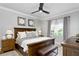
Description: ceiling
xmin=0 ymin=3 xmax=79 ymax=19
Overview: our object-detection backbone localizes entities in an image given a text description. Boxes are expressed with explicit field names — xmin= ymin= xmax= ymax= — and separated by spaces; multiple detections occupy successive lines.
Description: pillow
xmin=26 ymin=31 xmax=33 ymax=38
xmin=31 ymin=31 xmax=38 ymax=37
xmin=17 ymin=32 xmax=26 ymax=39
xmin=26 ymin=31 xmax=38 ymax=38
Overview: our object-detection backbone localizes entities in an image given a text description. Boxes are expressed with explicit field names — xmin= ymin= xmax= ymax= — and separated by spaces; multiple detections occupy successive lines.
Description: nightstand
xmin=1 ymin=39 xmax=15 ymax=53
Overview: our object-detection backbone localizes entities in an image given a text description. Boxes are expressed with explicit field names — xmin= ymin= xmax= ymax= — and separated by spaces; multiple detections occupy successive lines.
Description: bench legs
xmin=46 ymin=46 xmax=58 ymax=56
xmin=52 ymin=47 xmax=58 ymax=56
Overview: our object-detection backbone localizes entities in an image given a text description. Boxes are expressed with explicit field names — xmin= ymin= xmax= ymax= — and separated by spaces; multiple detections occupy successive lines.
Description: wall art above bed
xmin=17 ymin=17 xmax=26 ymax=26
xmin=28 ymin=19 xmax=34 ymax=27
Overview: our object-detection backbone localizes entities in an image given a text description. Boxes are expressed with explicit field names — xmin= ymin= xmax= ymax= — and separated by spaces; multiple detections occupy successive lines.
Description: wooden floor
xmin=0 ymin=45 xmax=63 ymax=56
xmin=0 ymin=49 xmax=23 ymax=56
xmin=15 ymin=49 xmax=23 ymax=56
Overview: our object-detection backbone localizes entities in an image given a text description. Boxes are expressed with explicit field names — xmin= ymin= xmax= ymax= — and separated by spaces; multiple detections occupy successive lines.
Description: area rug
xmin=0 ymin=50 xmax=20 ymax=56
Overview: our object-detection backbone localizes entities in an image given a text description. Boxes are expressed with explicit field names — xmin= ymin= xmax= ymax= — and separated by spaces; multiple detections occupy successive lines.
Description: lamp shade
xmin=6 ymin=29 xmax=13 ymax=39
xmin=6 ymin=29 xmax=13 ymax=34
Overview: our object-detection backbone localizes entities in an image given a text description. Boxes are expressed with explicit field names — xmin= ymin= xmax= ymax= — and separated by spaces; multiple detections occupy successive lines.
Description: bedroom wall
xmin=68 ymin=11 xmax=79 ymax=37
xmin=0 ymin=8 xmax=42 ymax=48
xmin=48 ymin=11 xmax=79 ymax=38
xmin=40 ymin=11 xmax=79 ymax=38
xmin=0 ymin=9 xmax=41 ymax=36
xmin=39 ymin=20 xmax=48 ymax=36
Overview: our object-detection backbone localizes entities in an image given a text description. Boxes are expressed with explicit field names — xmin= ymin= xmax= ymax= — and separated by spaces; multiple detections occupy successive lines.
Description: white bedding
xmin=16 ymin=37 xmax=53 ymax=52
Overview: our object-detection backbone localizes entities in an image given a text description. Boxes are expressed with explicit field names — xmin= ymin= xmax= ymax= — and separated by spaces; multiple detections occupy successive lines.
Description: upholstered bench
xmin=38 ymin=45 xmax=58 ymax=56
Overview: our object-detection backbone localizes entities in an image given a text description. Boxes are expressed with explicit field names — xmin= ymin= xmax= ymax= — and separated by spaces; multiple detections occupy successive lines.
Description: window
xmin=50 ymin=19 xmax=63 ymax=43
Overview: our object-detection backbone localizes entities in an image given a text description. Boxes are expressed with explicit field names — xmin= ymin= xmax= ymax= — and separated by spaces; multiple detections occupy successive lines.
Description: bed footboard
xmin=27 ymin=39 xmax=55 ymax=56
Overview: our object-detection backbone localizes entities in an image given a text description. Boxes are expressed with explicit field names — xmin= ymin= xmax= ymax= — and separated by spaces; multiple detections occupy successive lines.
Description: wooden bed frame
xmin=14 ymin=27 xmax=55 ymax=56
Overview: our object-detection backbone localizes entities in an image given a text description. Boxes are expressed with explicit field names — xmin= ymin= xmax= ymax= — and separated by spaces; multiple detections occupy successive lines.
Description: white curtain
xmin=47 ymin=20 xmax=51 ymax=37
xmin=63 ymin=16 xmax=70 ymax=40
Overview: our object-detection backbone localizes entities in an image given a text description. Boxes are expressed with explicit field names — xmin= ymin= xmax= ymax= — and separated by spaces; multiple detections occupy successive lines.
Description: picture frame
xmin=28 ymin=19 xmax=34 ymax=27
xmin=17 ymin=17 xmax=26 ymax=26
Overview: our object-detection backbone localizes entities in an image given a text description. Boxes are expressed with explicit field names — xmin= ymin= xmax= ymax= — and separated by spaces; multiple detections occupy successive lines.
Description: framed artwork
xmin=17 ymin=17 xmax=26 ymax=26
xmin=28 ymin=19 xmax=34 ymax=27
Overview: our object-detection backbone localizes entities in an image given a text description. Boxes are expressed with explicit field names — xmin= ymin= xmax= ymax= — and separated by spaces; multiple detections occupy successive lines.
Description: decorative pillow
xmin=26 ymin=31 xmax=32 ymax=38
xmin=18 ymin=32 xmax=26 ymax=39
xmin=16 ymin=33 xmax=20 ymax=40
xmin=26 ymin=31 xmax=38 ymax=38
xmin=31 ymin=31 xmax=38 ymax=37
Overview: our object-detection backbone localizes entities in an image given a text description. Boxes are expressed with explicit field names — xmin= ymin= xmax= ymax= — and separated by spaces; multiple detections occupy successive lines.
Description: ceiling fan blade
xmin=31 ymin=10 xmax=39 ymax=14
xmin=39 ymin=3 xmax=44 ymax=10
xmin=42 ymin=10 xmax=50 ymax=14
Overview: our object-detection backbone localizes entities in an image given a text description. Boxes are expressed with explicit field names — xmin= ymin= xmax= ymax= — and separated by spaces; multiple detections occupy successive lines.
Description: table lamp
xmin=6 ymin=29 xmax=13 ymax=39
xmin=38 ymin=30 xmax=42 ymax=36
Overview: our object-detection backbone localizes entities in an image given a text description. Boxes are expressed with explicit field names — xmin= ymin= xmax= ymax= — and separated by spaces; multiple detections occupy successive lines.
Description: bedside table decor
xmin=38 ymin=30 xmax=42 ymax=35
xmin=5 ymin=29 xmax=13 ymax=39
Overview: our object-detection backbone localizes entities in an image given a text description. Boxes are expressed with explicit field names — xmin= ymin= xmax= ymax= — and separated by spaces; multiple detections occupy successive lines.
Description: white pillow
xmin=18 ymin=32 xmax=26 ymax=39
xmin=31 ymin=31 xmax=38 ymax=37
xmin=26 ymin=31 xmax=32 ymax=38
xmin=26 ymin=31 xmax=38 ymax=38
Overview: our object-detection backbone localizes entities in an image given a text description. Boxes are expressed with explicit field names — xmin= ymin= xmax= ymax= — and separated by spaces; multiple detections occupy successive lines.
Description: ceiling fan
xmin=31 ymin=3 xmax=50 ymax=14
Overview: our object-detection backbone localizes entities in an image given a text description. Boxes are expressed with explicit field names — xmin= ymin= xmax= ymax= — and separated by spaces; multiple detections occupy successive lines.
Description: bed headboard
xmin=14 ymin=27 xmax=36 ymax=39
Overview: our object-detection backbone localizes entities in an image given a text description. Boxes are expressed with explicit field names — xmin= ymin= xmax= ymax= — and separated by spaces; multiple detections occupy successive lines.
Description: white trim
xmin=0 ymin=6 xmax=38 ymax=19
xmin=0 ymin=5 xmax=79 ymax=20
xmin=43 ymin=8 xmax=79 ymax=20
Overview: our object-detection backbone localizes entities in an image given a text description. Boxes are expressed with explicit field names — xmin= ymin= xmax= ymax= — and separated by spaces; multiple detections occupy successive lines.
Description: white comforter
xmin=16 ymin=37 xmax=53 ymax=52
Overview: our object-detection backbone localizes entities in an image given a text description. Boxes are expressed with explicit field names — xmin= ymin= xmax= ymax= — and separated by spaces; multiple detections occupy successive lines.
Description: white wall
xmin=0 ymin=8 xmax=42 ymax=48
xmin=49 ymin=11 xmax=79 ymax=38
xmin=0 ymin=9 xmax=41 ymax=36
xmin=41 ymin=11 xmax=79 ymax=38
xmin=38 ymin=11 xmax=79 ymax=38
xmin=51 ymin=11 xmax=79 ymax=38
xmin=0 ymin=7 xmax=49 ymax=46
xmin=68 ymin=11 xmax=79 ymax=37
xmin=39 ymin=20 xmax=48 ymax=36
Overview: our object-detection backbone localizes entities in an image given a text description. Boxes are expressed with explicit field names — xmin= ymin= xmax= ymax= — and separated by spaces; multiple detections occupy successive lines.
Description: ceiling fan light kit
xmin=39 ymin=10 xmax=42 ymax=12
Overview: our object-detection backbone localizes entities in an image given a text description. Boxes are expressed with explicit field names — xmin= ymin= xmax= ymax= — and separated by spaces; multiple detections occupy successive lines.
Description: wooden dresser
xmin=1 ymin=39 xmax=15 ymax=53
xmin=61 ymin=37 xmax=79 ymax=56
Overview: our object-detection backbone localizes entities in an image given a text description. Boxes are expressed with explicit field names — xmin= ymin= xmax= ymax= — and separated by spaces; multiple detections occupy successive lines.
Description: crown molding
xmin=43 ymin=7 xmax=79 ymax=20
xmin=0 ymin=6 xmax=38 ymax=19
xmin=1 ymin=5 xmax=79 ymax=20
